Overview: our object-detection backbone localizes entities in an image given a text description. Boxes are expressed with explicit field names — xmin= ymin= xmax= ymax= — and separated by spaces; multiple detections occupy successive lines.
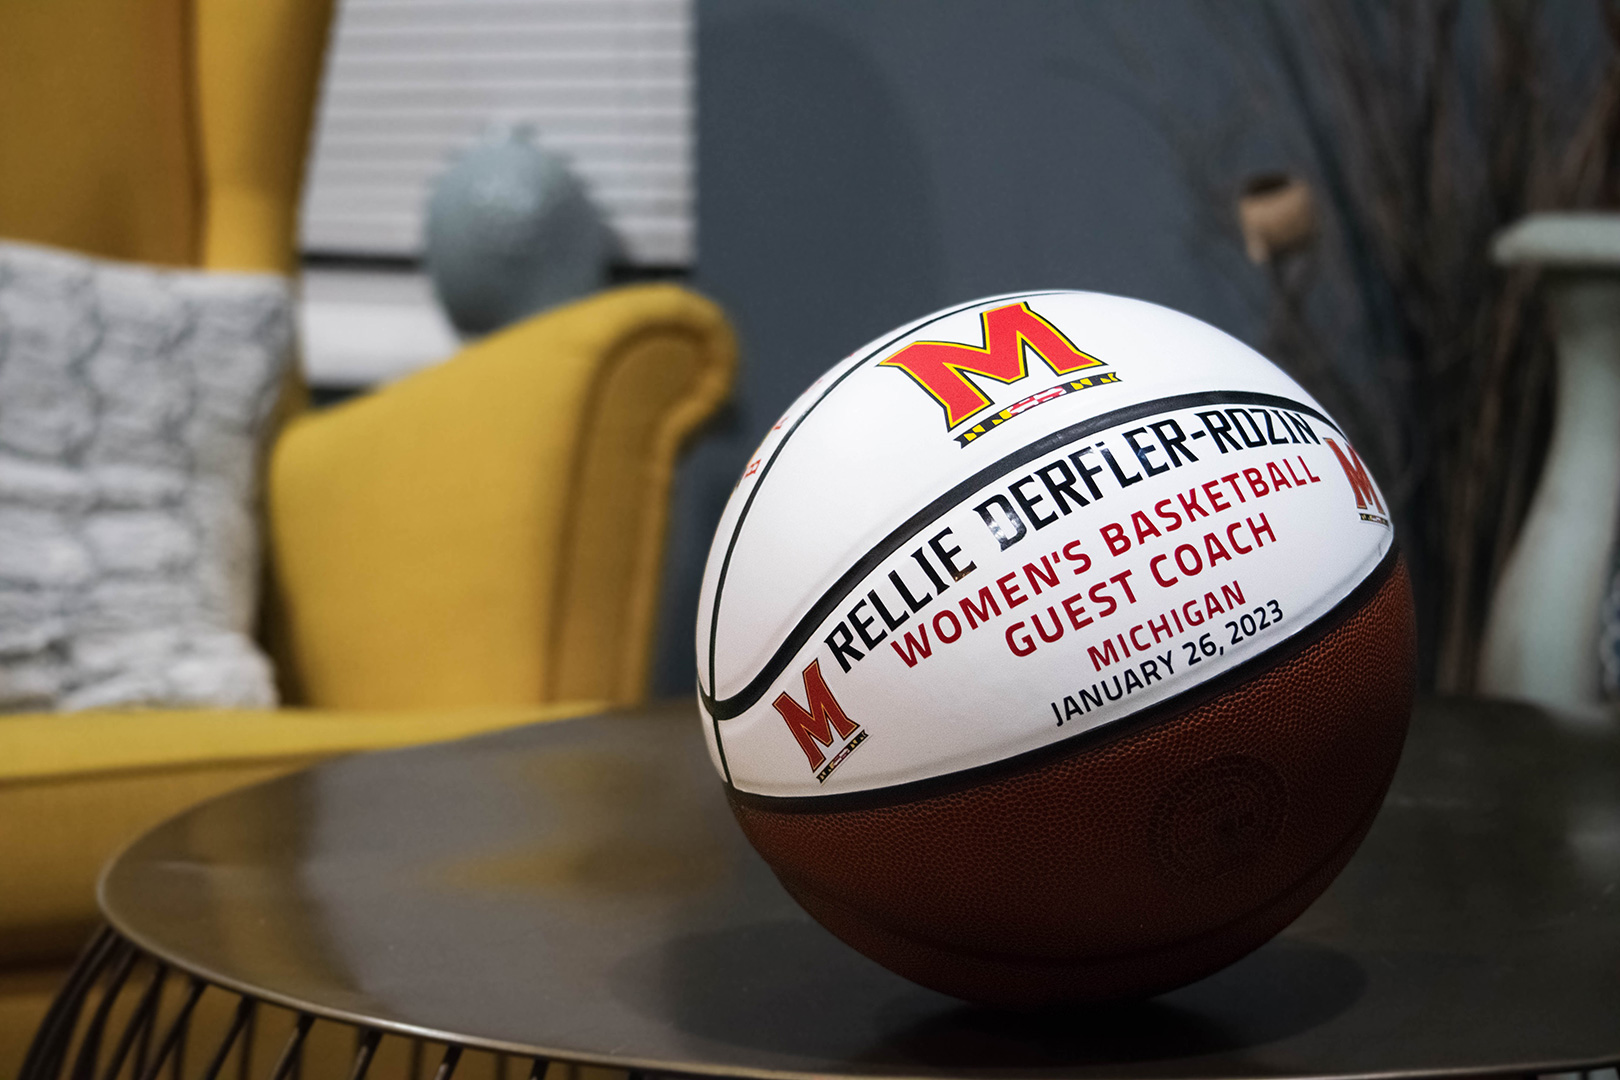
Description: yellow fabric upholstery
xmin=0 ymin=968 xmax=60 ymax=1080
xmin=0 ymin=0 xmax=197 ymax=265
xmin=269 ymin=284 xmax=735 ymax=709
xmin=0 ymin=0 xmax=331 ymax=273
xmin=194 ymin=0 xmax=334 ymax=273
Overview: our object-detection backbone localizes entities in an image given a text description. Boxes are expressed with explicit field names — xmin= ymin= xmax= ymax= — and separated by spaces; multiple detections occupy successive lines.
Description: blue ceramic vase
xmin=425 ymin=123 xmax=612 ymax=336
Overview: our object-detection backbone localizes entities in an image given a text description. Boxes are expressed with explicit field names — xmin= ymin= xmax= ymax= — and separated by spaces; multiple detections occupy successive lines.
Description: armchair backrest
xmin=0 ymin=0 xmax=332 ymax=274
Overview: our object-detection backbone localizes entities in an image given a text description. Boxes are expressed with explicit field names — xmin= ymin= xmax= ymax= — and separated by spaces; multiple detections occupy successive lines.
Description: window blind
xmin=299 ymin=0 xmax=693 ymax=266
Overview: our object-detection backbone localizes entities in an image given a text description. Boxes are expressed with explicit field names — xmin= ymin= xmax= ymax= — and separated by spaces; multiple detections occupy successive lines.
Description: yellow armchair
xmin=0 ymin=1 xmax=735 ymax=1074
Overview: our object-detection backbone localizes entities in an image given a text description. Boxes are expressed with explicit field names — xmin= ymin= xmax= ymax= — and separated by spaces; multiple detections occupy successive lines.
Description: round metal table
xmin=22 ymin=698 xmax=1620 ymax=1080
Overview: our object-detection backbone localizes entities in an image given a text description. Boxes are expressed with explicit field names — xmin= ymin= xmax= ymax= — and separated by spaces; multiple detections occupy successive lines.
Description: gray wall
xmin=652 ymin=0 xmax=1269 ymax=694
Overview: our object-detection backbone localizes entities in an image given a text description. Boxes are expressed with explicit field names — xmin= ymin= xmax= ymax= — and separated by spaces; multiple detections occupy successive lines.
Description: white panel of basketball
xmin=697 ymin=291 xmax=1392 ymax=799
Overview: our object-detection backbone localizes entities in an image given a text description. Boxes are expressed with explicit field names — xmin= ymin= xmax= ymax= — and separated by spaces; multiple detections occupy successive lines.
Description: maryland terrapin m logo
xmin=773 ymin=660 xmax=868 ymax=782
xmin=1324 ymin=437 xmax=1390 ymax=527
xmin=879 ymin=301 xmax=1118 ymax=446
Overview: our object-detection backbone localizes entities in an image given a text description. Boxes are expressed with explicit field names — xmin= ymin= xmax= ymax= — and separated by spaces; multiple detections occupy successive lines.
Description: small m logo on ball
xmin=773 ymin=660 xmax=865 ymax=779
xmin=1326 ymin=438 xmax=1384 ymax=514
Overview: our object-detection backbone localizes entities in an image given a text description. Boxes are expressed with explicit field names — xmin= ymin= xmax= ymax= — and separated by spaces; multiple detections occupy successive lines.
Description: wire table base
xmin=23 ymin=925 xmax=1620 ymax=1080
xmin=18 ymin=929 xmax=629 ymax=1080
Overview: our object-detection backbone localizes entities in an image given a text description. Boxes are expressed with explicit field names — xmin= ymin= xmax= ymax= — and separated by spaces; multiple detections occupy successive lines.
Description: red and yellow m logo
xmin=773 ymin=660 xmax=859 ymax=770
xmin=1325 ymin=438 xmax=1384 ymax=513
xmin=880 ymin=302 xmax=1104 ymax=428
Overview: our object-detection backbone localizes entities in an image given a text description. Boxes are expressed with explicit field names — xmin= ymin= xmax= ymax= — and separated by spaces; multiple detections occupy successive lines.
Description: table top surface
xmin=100 ymin=698 xmax=1620 ymax=1080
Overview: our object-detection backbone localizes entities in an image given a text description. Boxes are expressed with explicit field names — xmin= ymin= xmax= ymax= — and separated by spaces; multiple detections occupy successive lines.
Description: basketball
xmin=695 ymin=290 xmax=1415 ymax=1007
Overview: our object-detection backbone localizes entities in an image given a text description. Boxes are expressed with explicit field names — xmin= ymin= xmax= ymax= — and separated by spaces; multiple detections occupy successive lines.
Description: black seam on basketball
xmin=700 ymin=291 xmax=1064 ymax=701
xmin=698 ymin=682 xmax=732 ymax=784
xmin=702 ymin=389 xmax=1344 ymax=722
xmin=723 ymin=545 xmax=1402 ymax=813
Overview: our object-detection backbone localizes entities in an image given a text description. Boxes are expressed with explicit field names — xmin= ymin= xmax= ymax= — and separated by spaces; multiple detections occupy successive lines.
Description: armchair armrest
xmin=268 ymin=284 xmax=736 ymax=709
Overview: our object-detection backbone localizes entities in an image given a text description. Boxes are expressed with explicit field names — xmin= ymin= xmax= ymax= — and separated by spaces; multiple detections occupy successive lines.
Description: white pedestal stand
xmin=1479 ymin=214 xmax=1620 ymax=708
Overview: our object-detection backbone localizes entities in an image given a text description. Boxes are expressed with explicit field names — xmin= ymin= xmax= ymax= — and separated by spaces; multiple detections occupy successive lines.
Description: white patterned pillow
xmin=0 ymin=240 xmax=292 ymax=711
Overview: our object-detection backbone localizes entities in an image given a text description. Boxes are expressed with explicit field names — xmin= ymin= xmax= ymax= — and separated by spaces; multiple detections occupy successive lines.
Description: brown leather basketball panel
xmin=783 ymin=782 xmax=1386 ymax=1007
xmin=728 ymin=559 xmax=1414 ymax=1000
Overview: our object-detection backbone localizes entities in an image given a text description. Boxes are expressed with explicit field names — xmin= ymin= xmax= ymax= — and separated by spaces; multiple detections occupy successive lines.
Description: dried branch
xmin=1145 ymin=0 xmax=1620 ymax=689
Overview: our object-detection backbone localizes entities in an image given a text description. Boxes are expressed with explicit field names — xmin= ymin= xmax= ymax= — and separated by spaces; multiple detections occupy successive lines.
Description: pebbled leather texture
xmin=729 ymin=559 xmax=1416 ymax=1007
